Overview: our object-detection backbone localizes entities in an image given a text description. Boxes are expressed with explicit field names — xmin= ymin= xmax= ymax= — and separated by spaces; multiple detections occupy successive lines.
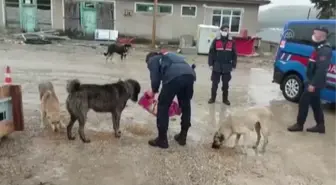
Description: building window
xmin=135 ymin=2 xmax=173 ymax=14
xmin=84 ymin=2 xmax=95 ymax=9
xmin=0 ymin=111 xmax=6 ymax=121
xmin=181 ymin=5 xmax=197 ymax=17
xmin=37 ymin=0 xmax=51 ymax=10
xmin=24 ymin=0 xmax=33 ymax=4
xmin=212 ymin=8 xmax=243 ymax=33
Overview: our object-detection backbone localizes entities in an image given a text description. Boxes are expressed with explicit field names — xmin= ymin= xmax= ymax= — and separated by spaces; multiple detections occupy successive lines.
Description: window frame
xmin=286 ymin=23 xmax=335 ymax=50
xmin=180 ymin=4 xmax=197 ymax=18
xmin=134 ymin=2 xmax=173 ymax=15
xmin=211 ymin=7 xmax=244 ymax=34
xmin=0 ymin=111 xmax=6 ymax=121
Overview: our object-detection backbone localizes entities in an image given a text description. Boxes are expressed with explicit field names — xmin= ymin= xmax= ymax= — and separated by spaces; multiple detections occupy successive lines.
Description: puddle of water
xmin=248 ymin=68 xmax=282 ymax=106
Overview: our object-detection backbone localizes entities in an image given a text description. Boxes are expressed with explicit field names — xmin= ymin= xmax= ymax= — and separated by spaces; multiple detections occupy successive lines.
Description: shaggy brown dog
xmin=65 ymin=79 xmax=141 ymax=143
xmin=38 ymin=81 xmax=63 ymax=132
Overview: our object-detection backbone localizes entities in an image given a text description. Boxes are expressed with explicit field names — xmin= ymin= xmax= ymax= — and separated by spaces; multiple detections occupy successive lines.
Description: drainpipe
xmin=202 ymin=4 xmax=208 ymax=24
xmin=151 ymin=0 xmax=158 ymax=48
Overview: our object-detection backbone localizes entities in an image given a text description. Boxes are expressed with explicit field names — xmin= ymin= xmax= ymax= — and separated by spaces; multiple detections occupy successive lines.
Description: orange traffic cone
xmin=4 ymin=66 xmax=12 ymax=85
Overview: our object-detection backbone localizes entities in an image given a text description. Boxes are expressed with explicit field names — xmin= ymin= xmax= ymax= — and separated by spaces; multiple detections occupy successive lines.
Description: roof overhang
xmin=176 ymin=0 xmax=271 ymax=6
xmin=200 ymin=0 xmax=270 ymax=5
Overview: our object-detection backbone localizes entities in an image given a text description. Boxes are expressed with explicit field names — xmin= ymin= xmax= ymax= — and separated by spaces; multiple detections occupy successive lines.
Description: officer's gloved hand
xmin=209 ymin=66 xmax=213 ymax=70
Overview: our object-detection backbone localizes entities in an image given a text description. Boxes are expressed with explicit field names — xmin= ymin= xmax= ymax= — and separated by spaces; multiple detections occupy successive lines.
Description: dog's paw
xmin=68 ymin=136 xmax=76 ymax=140
xmin=115 ymin=131 xmax=122 ymax=138
xmin=40 ymin=123 xmax=45 ymax=129
xmin=82 ymin=139 xmax=91 ymax=143
xmin=235 ymin=146 xmax=247 ymax=154
xmin=60 ymin=123 xmax=66 ymax=129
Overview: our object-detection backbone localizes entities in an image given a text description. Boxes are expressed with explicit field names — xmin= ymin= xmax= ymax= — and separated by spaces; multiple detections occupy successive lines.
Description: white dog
xmin=212 ymin=106 xmax=273 ymax=153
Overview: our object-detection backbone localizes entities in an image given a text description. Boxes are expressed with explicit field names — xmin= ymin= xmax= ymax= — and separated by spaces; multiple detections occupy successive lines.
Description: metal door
xmin=96 ymin=2 xmax=115 ymax=30
xmin=80 ymin=2 xmax=97 ymax=36
xmin=20 ymin=0 xmax=37 ymax=32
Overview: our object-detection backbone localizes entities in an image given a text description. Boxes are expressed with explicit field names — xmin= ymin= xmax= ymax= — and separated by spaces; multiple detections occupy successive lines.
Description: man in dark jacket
xmin=208 ymin=25 xmax=237 ymax=105
xmin=288 ymin=27 xmax=332 ymax=134
xmin=145 ymin=50 xmax=196 ymax=149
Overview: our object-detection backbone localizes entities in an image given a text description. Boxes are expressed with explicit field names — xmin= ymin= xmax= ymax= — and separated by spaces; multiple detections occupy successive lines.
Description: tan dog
xmin=38 ymin=81 xmax=63 ymax=132
xmin=212 ymin=106 xmax=272 ymax=153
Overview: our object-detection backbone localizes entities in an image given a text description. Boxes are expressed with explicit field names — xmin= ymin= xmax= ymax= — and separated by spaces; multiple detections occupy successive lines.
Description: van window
xmin=286 ymin=23 xmax=335 ymax=49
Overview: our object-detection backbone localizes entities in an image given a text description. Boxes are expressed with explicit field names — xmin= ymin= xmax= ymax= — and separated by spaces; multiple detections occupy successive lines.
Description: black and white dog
xmin=103 ymin=43 xmax=132 ymax=63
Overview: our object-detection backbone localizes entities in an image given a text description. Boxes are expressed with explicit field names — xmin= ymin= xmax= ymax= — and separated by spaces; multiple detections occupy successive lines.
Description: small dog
xmin=65 ymin=78 xmax=141 ymax=143
xmin=38 ymin=81 xmax=63 ymax=132
xmin=103 ymin=43 xmax=132 ymax=63
xmin=212 ymin=106 xmax=272 ymax=153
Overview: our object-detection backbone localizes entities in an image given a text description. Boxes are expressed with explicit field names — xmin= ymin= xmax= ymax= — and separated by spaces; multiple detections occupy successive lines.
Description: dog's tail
xmin=41 ymin=90 xmax=52 ymax=102
xmin=66 ymin=79 xmax=81 ymax=94
xmin=103 ymin=52 xmax=108 ymax=56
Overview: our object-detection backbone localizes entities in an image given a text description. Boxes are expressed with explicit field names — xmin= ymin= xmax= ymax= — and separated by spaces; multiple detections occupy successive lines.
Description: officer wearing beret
xmin=288 ymin=27 xmax=332 ymax=134
xmin=208 ymin=25 xmax=237 ymax=105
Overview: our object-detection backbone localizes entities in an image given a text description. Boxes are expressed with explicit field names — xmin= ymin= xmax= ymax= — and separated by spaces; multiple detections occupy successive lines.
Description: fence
xmin=257 ymin=40 xmax=279 ymax=54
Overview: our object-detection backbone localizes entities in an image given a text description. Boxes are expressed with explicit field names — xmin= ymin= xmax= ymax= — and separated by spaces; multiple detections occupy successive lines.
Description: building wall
xmin=0 ymin=0 xmax=4 ymax=28
xmin=257 ymin=40 xmax=279 ymax=54
xmin=0 ymin=0 xmax=63 ymax=30
xmin=115 ymin=0 xmax=260 ymax=40
xmin=202 ymin=3 xmax=260 ymax=36
xmin=0 ymin=0 xmax=260 ymax=40
xmin=51 ymin=0 xmax=64 ymax=30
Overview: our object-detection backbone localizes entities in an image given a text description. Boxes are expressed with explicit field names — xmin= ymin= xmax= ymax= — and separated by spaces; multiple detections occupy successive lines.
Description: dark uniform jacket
xmin=147 ymin=52 xmax=196 ymax=93
xmin=208 ymin=36 xmax=237 ymax=73
xmin=306 ymin=42 xmax=332 ymax=89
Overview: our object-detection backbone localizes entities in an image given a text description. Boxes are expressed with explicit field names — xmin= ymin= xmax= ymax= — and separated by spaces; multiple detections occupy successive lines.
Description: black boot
xmin=287 ymin=123 xmax=303 ymax=132
xmin=148 ymin=132 xmax=169 ymax=149
xmin=222 ymin=92 xmax=230 ymax=106
xmin=208 ymin=85 xmax=217 ymax=104
xmin=208 ymin=94 xmax=216 ymax=104
xmin=306 ymin=124 xmax=325 ymax=134
xmin=174 ymin=127 xmax=189 ymax=146
xmin=222 ymin=99 xmax=231 ymax=106
xmin=208 ymin=98 xmax=215 ymax=104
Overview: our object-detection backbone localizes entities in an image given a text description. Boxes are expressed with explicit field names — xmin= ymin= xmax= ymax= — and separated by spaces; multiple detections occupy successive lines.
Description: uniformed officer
xmin=208 ymin=25 xmax=237 ymax=105
xmin=288 ymin=27 xmax=332 ymax=134
xmin=145 ymin=51 xmax=196 ymax=149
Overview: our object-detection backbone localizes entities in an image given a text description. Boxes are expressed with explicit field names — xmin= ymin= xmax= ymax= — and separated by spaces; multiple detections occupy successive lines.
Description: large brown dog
xmin=65 ymin=79 xmax=141 ymax=143
xmin=38 ymin=81 xmax=63 ymax=132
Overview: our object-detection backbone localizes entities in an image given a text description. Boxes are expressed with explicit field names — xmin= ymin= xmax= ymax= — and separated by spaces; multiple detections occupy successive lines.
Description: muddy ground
xmin=0 ymin=41 xmax=335 ymax=185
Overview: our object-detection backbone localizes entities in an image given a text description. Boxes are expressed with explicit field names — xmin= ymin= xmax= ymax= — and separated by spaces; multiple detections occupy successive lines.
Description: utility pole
xmin=151 ymin=0 xmax=157 ymax=48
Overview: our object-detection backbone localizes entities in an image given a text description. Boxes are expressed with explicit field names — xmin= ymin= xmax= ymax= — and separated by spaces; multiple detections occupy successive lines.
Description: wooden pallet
xmin=0 ymin=85 xmax=24 ymax=138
